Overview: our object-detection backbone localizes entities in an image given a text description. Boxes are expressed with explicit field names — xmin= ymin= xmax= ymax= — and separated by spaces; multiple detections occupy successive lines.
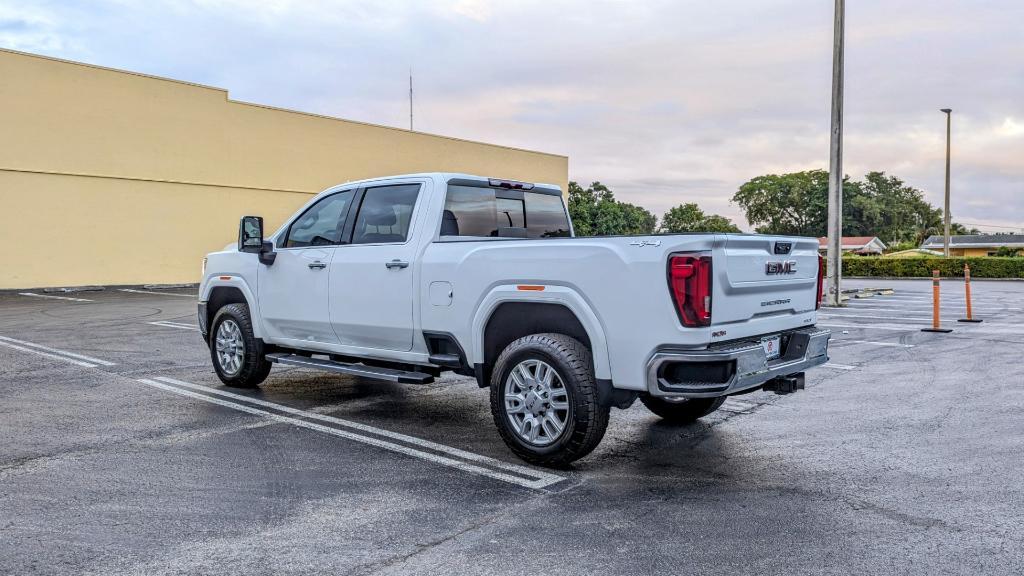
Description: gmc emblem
xmin=766 ymin=260 xmax=798 ymax=275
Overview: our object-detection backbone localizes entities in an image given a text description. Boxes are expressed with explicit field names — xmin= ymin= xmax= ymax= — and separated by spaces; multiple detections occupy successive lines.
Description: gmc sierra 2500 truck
xmin=198 ymin=173 xmax=830 ymax=466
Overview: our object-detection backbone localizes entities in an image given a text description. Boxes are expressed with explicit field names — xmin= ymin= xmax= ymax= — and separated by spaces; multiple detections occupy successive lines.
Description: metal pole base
xmin=957 ymin=319 xmax=983 ymax=323
xmin=921 ymin=328 xmax=953 ymax=333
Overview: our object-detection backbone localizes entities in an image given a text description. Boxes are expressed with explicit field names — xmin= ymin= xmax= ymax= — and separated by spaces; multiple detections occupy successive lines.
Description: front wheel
xmin=209 ymin=303 xmax=272 ymax=388
xmin=640 ymin=395 xmax=725 ymax=423
xmin=490 ymin=333 xmax=609 ymax=468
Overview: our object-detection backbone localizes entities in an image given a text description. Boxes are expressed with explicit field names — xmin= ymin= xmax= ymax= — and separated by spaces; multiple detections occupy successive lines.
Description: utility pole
xmin=941 ymin=108 xmax=952 ymax=257
xmin=826 ymin=0 xmax=845 ymax=307
xmin=409 ymin=69 xmax=414 ymax=131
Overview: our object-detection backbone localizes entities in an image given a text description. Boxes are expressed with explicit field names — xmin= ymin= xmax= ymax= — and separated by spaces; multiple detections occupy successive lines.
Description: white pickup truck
xmin=198 ymin=173 xmax=829 ymax=466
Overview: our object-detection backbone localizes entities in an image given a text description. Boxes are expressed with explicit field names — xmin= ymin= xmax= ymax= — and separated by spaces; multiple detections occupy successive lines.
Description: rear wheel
xmin=209 ymin=303 xmax=272 ymax=388
xmin=490 ymin=333 xmax=609 ymax=468
xmin=640 ymin=395 xmax=725 ymax=423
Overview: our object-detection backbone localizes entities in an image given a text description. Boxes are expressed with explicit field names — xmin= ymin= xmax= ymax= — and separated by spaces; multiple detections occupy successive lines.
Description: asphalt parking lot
xmin=2 ymin=279 xmax=1023 ymax=575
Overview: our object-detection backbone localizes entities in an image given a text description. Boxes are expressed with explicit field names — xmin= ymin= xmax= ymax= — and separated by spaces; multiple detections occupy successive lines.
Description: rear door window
xmin=351 ymin=184 xmax=421 ymax=244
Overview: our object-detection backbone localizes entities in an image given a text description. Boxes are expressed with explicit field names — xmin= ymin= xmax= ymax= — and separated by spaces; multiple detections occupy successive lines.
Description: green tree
xmin=567 ymin=181 xmax=597 ymax=236
xmin=856 ymin=172 xmax=941 ymax=245
xmin=732 ymin=170 xmax=837 ymax=236
xmin=567 ymin=181 xmax=655 ymax=236
xmin=660 ymin=203 xmax=741 ymax=233
xmin=733 ymin=169 xmax=978 ymax=243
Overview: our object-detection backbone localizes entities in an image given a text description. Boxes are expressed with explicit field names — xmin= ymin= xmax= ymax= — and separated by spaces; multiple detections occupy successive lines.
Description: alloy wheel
xmin=215 ymin=319 xmax=245 ymax=376
xmin=503 ymin=359 xmax=570 ymax=446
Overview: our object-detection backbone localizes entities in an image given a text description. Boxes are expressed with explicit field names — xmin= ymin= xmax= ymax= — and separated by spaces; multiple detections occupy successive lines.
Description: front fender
xmin=199 ymin=273 xmax=264 ymax=339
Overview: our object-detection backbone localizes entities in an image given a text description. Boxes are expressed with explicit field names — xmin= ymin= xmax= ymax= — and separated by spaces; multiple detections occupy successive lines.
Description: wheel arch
xmin=472 ymin=287 xmax=611 ymax=387
xmin=205 ymin=284 xmax=261 ymax=339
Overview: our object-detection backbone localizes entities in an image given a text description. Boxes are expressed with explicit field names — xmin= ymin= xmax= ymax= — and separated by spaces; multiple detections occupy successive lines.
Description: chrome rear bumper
xmin=646 ymin=326 xmax=831 ymax=399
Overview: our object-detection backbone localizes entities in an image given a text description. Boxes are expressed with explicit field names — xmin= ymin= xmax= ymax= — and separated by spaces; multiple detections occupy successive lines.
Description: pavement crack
xmin=845 ymin=498 xmax=952 ymax=530
xmin=347 ymin=513 xmax=499 ymax=576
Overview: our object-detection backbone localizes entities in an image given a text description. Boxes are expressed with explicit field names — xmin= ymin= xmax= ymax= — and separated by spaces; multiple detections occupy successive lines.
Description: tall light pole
xmin=826 ymin=0 xmax=845 ymax=306
xmin=941 ymin=108 xmax=952 ymax=257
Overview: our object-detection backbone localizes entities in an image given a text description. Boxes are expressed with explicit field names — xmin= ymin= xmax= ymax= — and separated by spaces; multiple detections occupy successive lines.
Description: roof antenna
xmin=409 ymin=68 xmax=414 ymax=131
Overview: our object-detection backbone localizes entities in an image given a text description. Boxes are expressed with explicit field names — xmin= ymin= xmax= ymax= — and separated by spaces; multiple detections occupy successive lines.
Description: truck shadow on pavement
xmin=225 ymin=369 xmax=780 ymax=479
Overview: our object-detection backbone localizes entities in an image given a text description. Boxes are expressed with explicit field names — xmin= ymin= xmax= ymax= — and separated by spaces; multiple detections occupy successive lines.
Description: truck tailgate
xmin=712 ymin=235 xmax=820 ymax=325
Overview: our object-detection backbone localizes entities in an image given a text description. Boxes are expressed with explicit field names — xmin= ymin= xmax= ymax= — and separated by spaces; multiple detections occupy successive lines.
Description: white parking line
xmin=0 ymin=335 xmax=116 ymax=366
xmin=822 ymin=363 xmax=856 ymax=370
xmin=839 ymin=305 xmax=1003 ymax=313
xmin=147 ymin=376 xmax=566 ymax=491
xmin=0 ymin=340 xmax=95 ymax=367
xmin=18 ymin=292 xmax=93 ymax=302
xmin=820 ymin=323 xmax=919 ymax=331
xmin=148 ymin=321 xmax=200 ymax=331
xmin=820 ymin=313 xmax=960 ymax=322
xmin=837 ymin=340 xmax=915 ymax=348
xmin=119 ymin=289 xmax=195 ymax=298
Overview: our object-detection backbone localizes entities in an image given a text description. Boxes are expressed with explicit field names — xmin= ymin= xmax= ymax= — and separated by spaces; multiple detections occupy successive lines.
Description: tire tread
xmin=209 ymin=303 xmax=272 ymax=388
xmin=490 ymin=333 xmax=609 ymax=467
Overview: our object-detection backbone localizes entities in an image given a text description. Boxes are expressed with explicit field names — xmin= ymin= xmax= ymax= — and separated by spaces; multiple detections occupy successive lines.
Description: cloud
xmin=1 ymin=0 xmax=1021 ymax=232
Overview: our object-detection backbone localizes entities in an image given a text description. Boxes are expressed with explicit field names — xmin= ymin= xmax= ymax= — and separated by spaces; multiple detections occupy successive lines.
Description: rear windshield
xmin=442 ymin=184 xmax=571 ymax=239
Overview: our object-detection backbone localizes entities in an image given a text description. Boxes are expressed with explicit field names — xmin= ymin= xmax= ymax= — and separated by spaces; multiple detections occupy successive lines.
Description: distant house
xmin=920 ymin=234 xmax=1024 ymax=257
xmin=885 ymin=248 xmax=944 ymax=259
xmin=817 ymin=236 xmax=887 ymax=255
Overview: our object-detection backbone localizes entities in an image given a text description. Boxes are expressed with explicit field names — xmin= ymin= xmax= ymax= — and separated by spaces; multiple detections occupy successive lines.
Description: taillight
xmin=668 ymin=254 xmax=713 ymax=327
xmin=816 ymin=255 xmax=825 ymax=309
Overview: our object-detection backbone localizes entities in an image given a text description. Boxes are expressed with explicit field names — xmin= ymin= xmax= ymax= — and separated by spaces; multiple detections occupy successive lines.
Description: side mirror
xmin=238 ymin=216 xmax=277 ymax=265
xmin=239 ymin=216 xmax=264 ymax=252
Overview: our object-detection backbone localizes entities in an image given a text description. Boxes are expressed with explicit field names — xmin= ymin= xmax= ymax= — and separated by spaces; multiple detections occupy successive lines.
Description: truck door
xmin=257 ymin=189 xmax=354 ymax=345
xmin=328 ymin=182 xmax=423 ymax=352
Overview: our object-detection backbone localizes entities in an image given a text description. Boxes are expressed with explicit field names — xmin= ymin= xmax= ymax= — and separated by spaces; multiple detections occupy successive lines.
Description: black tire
xmin=209 ymin=303 xmax=272 ymax=388
xmin=640 ymin=395 xmax=726 ymax=423
xmin=489 ymin=333 xmax=609 ymax=468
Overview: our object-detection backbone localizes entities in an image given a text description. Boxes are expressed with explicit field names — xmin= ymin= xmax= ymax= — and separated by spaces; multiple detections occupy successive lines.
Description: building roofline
xmin=0 ymin=46 xmax=226 ymax=92
xmin=0 ymin=46 xmax=569 ymax=160
xmin=922 ymin=242 xmax=1024 ymax=249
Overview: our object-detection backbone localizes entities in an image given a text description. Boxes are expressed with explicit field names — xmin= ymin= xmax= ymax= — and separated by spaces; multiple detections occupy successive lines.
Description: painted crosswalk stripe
xmin=822 ymin=363 xmax=856 ymax=371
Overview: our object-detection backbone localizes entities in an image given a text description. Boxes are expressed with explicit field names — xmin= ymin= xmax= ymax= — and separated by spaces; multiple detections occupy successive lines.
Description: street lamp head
xmin=940 ymin=108 xmax=952 ymax=114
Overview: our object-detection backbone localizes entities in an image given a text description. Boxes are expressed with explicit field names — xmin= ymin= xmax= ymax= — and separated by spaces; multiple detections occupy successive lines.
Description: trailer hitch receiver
xmin=762 ymin=372 xmax=806 ymax=395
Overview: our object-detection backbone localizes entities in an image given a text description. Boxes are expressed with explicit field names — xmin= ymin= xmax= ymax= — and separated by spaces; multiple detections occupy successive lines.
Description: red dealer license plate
xmin=761 ymin=335 xmax=781 ymax=360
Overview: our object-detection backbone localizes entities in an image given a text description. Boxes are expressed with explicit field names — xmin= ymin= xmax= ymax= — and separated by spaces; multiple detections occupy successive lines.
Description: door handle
xmin=385 ymin=259 xmax=409 ymax=269
xmin=308 ymin=261 xmax=327 ymax=270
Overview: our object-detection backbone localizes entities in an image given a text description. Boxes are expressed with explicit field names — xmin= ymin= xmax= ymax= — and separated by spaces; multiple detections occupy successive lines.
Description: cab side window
xmin=284 ymin=190 xmax=353 ymax=248
xmin=351 ymin=184 xmax=421 ymax=244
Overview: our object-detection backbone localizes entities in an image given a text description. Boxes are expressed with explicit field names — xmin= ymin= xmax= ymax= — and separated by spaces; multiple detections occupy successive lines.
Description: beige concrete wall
xmin=0 ymin=48 xmax=568 ymax=289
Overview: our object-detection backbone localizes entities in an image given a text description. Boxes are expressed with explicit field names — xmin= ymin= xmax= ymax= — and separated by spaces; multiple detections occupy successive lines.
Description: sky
xmin=2 ymin=0 xmax=1022 ymax=233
